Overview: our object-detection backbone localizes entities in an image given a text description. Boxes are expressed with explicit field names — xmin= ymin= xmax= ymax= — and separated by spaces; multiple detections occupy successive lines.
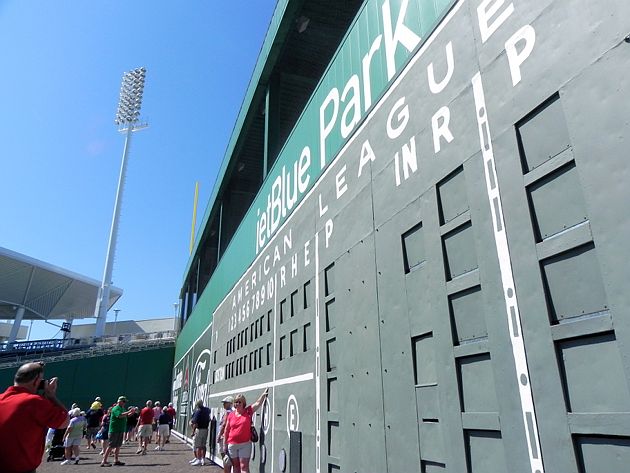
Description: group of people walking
xmin=49 ymin=395 xmax=177 ymax=467
xmin=135 ymin=399 xmax=176 ymax=454
xmin=189 ymin=387 xmax=268 ymax=473
xmin=0 ymin=361 xmax=271 ymax=473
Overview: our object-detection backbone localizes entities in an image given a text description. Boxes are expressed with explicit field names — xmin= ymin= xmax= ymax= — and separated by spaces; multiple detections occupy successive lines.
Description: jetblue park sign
xmin=254 ymin=0 xmax=531 ymax=254
xmin=255 ymin=0 xmax=427 ymax=253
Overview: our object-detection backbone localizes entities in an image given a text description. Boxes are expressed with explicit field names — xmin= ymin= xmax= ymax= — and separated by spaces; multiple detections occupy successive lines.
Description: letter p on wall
xmin=506 ymin=25 xmax=536 ymax=86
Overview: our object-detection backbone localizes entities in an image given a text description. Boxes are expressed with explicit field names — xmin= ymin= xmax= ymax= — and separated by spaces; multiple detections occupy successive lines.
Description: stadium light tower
xmin=94 ymin=67 xmax=147 ymax=338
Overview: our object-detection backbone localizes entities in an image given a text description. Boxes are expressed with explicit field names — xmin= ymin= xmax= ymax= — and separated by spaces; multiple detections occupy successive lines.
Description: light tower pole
xmin=113 ymin=308 xmax=121 ymax=337
xmin=94 ymin=67 xmax=147 ymax=338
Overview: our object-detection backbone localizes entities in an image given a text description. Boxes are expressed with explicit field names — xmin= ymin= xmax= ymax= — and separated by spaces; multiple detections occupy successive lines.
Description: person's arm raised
xmin=43 ymin=377 xmax=70 ymax=428
xmin=251 ymin=388 xmax=269 ymax=412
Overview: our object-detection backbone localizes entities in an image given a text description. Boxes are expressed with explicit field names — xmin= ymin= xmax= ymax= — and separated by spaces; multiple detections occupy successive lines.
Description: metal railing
xmin=0 ymin=338 xmax=66 ymax=352
xmin=0 ymin=330 xmax=177 ymax=369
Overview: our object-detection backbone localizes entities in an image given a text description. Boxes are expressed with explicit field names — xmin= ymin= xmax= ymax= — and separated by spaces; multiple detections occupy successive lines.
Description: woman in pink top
xmin=224 ymin=388 xmax=268 ymax=473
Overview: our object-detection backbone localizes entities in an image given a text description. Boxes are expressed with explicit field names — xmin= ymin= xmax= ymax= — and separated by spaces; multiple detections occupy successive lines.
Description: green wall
xmin=177 ymin=0 xmax=456 ymax=361
xmin=0 ymin=346 xmax=174 ymax=410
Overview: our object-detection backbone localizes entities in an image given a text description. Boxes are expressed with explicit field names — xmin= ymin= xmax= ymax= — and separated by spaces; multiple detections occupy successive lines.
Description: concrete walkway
xmin=37 ymin=438 xmax=222 ymax=473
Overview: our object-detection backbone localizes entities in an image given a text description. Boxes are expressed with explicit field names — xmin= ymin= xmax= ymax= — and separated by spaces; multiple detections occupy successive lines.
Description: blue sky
xmin=0 ymin=1 xmax=277 ymax=339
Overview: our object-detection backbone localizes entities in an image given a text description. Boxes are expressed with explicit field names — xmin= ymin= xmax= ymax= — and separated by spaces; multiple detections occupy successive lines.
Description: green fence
xmin=0 ymin=346 xmax=174 ymax=410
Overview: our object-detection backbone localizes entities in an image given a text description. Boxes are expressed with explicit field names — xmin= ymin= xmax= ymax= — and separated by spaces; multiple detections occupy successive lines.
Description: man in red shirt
xmin=164 ymin=402 xmax=176 ymax=444
xmin=0 ymin=362 xmax=69 ymax=473
xmin=136 ymin=400 xmax=154 ymax=455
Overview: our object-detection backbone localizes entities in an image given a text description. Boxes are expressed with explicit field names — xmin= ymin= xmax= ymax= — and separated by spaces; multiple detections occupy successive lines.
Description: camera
xmin=38 ymin=379 xmax=47 ymax=390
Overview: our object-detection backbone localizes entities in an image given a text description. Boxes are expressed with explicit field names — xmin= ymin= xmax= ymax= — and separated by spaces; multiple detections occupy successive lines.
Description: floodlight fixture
xmin=114 ymin=66 xmax=147 ymax=130
xmin=94 ymin=67 xmax=148 ymax=337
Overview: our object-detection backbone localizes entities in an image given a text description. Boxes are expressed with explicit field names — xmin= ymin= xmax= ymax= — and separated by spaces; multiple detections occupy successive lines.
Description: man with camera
xmin=0 ymin=362 xmax=69 ymax=473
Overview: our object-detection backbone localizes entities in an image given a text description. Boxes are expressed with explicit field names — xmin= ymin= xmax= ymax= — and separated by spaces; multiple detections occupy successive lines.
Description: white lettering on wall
xmin=505 ymin=25 xmax=536 ymax=86
xmin=478 ymin=0 xmax=514 ymax=43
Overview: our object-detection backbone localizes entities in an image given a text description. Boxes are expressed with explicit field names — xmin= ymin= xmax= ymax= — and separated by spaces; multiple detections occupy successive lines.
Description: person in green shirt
xmin=101 ymin=396 xmax=133 ymax=467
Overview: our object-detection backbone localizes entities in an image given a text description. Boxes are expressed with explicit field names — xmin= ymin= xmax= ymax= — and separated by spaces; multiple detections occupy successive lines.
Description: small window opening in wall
xmin=280 ymin=335 xmax=286 ymax=360
xmin=267 ymin=343 xmax=272 ymax=365
xmin=303 ymin=323 xmax=311 ymax=352
xmin=291 ymin=290 xmax=298 ymax=317
xmin=402 ymin=222 xmax=425 ymax=274
xmin=304 ymin=280 xmax=311 ymax=309
xmin=280 ymin=299 xmax=287 ymax=324
xmin=290 ymin=329 xmax=298 ymax=356
xmin=325 ymin=264 xmax=335 ymax=296
xmin=267 ymin=310 xmax=272 ymax=331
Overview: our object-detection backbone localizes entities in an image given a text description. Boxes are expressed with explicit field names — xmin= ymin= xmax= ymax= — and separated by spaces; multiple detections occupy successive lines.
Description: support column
xmin=8 ymin=306 xmax=25 ymax=343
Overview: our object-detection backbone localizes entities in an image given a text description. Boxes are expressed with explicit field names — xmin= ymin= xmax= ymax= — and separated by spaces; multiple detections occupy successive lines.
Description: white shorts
xmin=158 ymin=424 xmax=169 ymax=437
xmin=64 ymin=437 xmax=82 ymax=447
xmin=228 ymin=441 xmax=252 ymax=459
xmin=139 ymin=424 xmax=153 ymax=438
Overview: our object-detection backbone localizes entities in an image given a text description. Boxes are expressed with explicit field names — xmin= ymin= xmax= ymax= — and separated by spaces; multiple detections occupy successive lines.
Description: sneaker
xmin=60 ymin=459 xmax=71 ymax=465
xmin=91 ymin=442 xmax=97 ymax=449
xmin=155 ymin=446 xmax=161 ymax=450
xmin=101 ymin=462 xmax=112 ymax=467
xmin=136 ymin=449 xmax=143 ymax=454
xmin=75 ymin=459 xmax=80 ymax=465
xmin=201 ymin=459 xmax=205 ymax=466
xmin=114 ymin=461 xmax=125 ymax=466
xmin=189 ymin=458 xmax=197 ymax=464
xmin=191 ymin=459 xmax=202 ymax=466
xmin=141 ymin=450 xmax=147 ymax=455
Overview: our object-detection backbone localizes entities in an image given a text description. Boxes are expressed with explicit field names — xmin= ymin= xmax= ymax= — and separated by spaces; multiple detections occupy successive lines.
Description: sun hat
xmin=117 ymin=395 xmax=127 ymax=402
xmin=221 ymin=396 xmax=234 ymax=403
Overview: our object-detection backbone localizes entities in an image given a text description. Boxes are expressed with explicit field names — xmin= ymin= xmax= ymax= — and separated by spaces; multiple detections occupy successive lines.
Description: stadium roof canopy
xmin=0 ymin=246 xmax=122 ymax=321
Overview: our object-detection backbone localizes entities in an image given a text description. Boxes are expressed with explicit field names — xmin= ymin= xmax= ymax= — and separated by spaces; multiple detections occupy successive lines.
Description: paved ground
xmin=37 ymin=437 xmax=222 ymax=473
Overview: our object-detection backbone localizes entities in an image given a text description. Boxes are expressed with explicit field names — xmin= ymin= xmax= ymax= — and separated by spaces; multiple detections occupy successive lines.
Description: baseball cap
xmin=95 ymin=396 xmax=102 ymax=401
xmin=117 ymin=395 xmax=127 ymax=402
xmin=221 ymin=396 xmax=234 ymax=403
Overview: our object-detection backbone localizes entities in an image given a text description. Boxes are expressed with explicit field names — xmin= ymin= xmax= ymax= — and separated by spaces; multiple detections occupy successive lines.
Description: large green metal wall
xmin=176 ymin=0 xmax=456 ymax=359
xmin=175 ymin=0 xmax=630 ymax=472
xmin=0 ymin=346 xmax=174 ymax=409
